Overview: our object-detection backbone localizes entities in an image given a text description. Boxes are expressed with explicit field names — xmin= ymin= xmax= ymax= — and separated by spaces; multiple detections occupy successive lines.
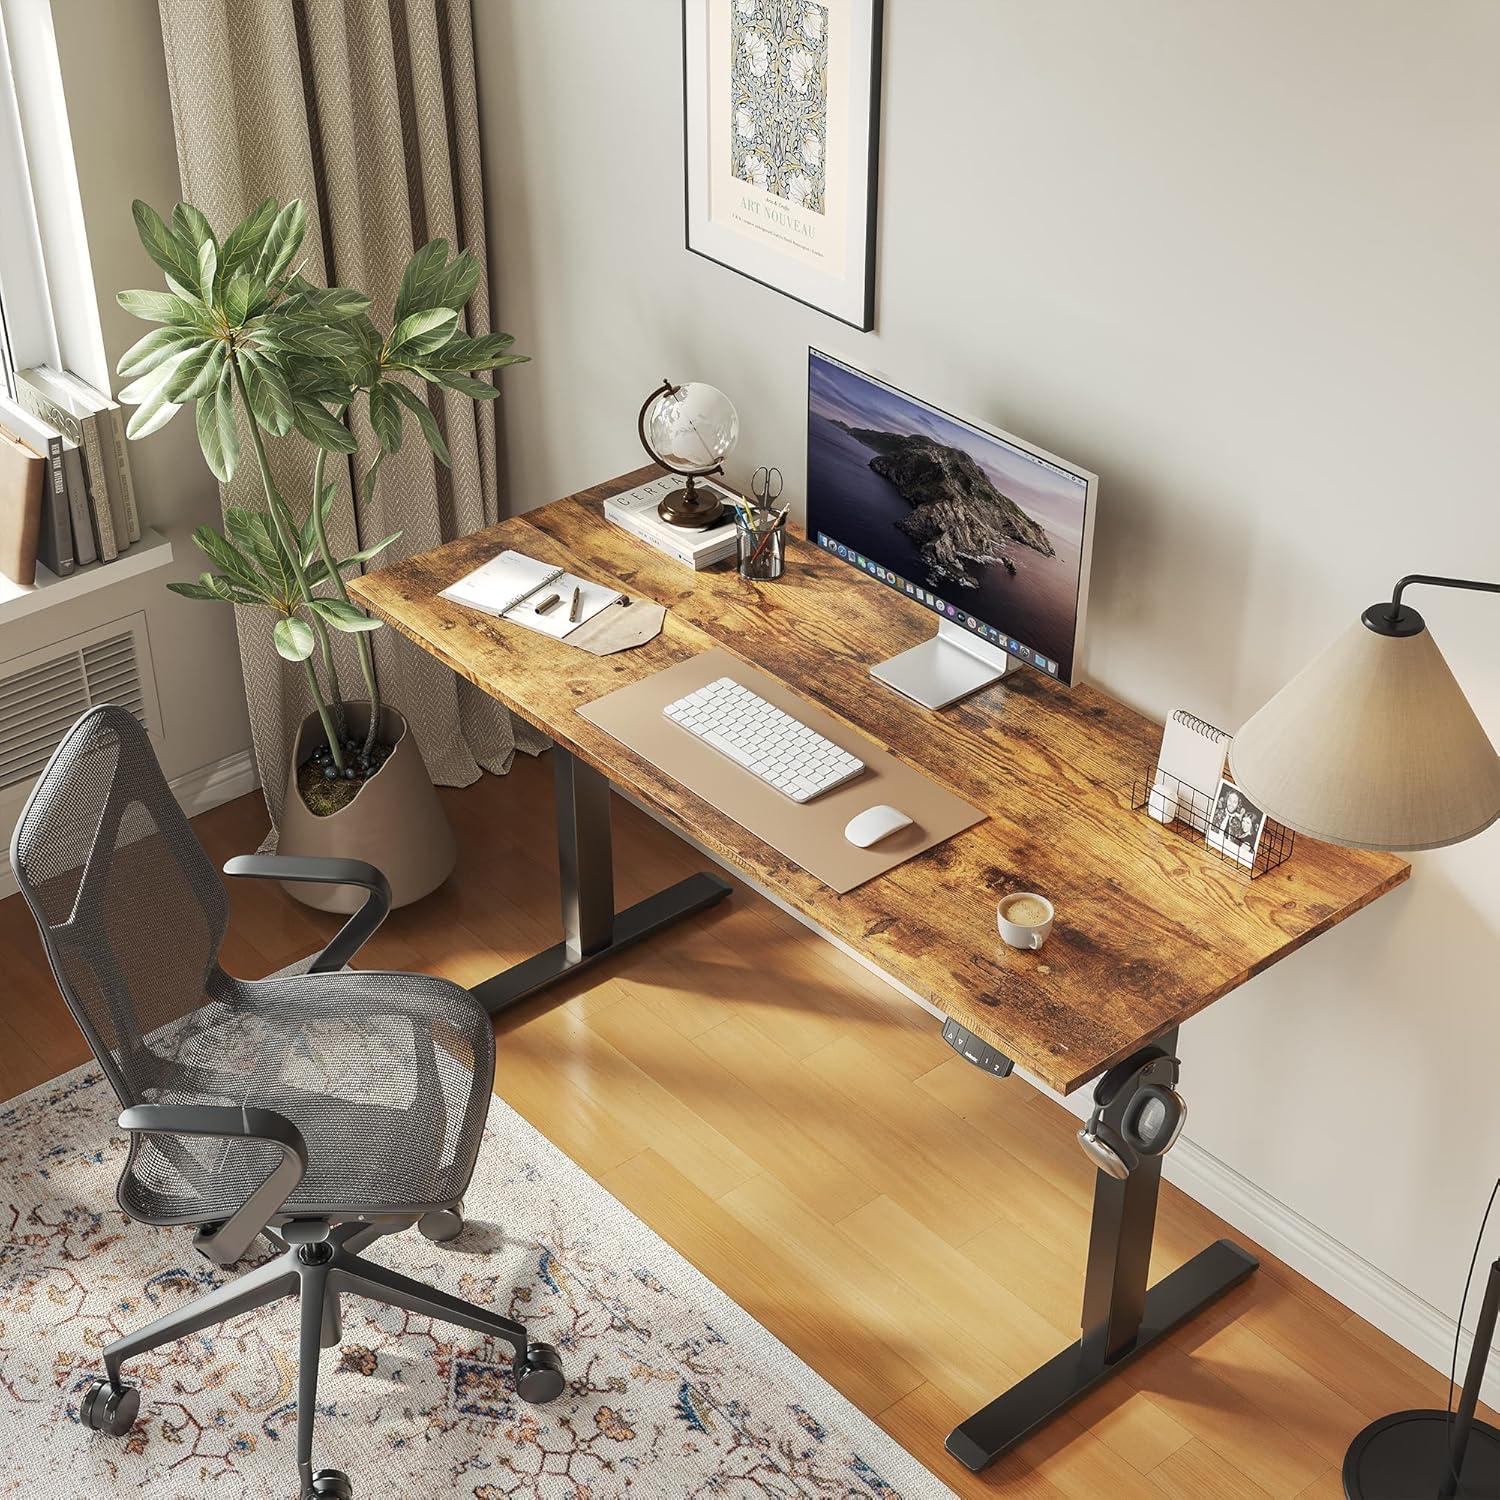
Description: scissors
xmin=751 ymin=466 xmax=784 ymax=511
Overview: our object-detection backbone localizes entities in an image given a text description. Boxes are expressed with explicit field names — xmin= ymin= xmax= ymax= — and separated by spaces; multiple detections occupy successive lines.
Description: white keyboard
xmin=663 ymin=677 xmax=865 ymax=803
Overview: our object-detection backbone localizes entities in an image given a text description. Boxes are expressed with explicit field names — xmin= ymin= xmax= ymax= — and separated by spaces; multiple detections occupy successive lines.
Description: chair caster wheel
xmin=418 ymin=1203 xmax=464 ymax=1243
xmin=309 ymin=1469 xmax=353 ymax=1498
xmin=79 ymin=1378 xmax=140 ymax=1435
xmin=514 ymin=1342 xmax=566 ymax=1404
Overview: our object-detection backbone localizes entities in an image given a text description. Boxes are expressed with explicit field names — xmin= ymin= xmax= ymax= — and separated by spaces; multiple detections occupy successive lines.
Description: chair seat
xmin=120 ymin=969 xmax=495 ymax=1224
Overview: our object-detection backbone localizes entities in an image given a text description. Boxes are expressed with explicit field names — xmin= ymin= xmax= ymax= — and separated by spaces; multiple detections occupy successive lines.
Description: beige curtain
xmin=157 ymin=0 xmax=544 ymax=822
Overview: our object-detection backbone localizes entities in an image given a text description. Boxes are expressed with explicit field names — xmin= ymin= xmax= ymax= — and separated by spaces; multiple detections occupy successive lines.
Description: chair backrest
xmin=10 ymin=705 xmax=228 ymax=1104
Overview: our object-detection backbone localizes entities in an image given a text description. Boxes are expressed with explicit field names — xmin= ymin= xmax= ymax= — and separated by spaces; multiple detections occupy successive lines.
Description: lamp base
xmin=656 ymin=477 xmax=725 ymax=529
xmin=1343 ymin=1410 xmax=1500 ymax=1498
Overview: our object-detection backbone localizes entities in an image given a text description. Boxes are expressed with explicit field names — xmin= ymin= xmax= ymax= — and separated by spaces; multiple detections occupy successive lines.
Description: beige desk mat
xmin=579 ymin=648 xmax=985 ymax=893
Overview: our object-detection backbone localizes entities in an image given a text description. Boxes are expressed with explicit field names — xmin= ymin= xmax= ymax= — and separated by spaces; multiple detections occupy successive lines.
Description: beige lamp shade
xmin=1228 ymin=620 xmax=1500 ymax=851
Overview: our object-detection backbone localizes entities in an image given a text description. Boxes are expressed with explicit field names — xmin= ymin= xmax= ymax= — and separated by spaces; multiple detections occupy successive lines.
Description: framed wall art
xmin=683 ymin=0 xmax=884 ymax=331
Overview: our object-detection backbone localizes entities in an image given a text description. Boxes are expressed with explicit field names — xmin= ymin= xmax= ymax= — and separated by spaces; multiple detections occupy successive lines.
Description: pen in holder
xmin=735 ymin=506 xmax=786 ymax=581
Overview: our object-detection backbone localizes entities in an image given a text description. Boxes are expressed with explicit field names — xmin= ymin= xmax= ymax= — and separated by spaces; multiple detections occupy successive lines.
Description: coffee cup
xmin=998 ymin=892 xmax=1054 ymax=951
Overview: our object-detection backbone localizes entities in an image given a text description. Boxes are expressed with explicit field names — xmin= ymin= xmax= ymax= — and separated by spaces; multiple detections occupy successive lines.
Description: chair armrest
xmin=224 ymin=853 xmax=391 ymax=973
xmin=118 ymin=1104 xmax=309 ymax=1266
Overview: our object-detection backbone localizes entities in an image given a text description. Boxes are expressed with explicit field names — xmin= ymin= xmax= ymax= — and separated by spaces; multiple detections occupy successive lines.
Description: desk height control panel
xmin=942 ymin=1017 xmax=1015 ymax=1078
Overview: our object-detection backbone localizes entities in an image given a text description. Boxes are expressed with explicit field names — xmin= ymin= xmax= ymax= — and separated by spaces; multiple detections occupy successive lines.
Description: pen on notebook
xmin=567 ymin=586 xmax=581 ymax=622
xmin=533 ymin=592 xmax=561 ymax=615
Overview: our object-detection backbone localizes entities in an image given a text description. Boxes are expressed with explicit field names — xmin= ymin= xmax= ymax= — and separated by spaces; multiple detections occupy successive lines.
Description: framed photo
xmin=683 ymin=0 xmax=884 ymax=330
xmin=1206 ymin=779 xmax=1268 ymax=870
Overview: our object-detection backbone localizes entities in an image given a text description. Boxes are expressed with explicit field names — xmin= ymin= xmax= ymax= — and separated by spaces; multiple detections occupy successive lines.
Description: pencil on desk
xmin=568 ymin=586 xmax=581 ymax=622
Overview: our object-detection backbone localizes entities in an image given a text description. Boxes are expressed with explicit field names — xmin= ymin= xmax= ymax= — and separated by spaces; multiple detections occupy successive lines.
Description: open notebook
xmin=440 ymin=549 xmax=623 ymax=640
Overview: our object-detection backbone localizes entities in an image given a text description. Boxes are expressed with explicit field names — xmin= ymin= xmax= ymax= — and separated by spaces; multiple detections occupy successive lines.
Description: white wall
xmin=0 ymin=0 xmax=251 ymax=788
xmin=473 ymin=0 xmax=1500 ymax=1366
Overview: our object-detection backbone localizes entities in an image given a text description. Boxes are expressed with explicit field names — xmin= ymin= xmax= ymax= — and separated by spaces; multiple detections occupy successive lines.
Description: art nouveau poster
xmin=684 ymin=0 xmax=883 ymax=329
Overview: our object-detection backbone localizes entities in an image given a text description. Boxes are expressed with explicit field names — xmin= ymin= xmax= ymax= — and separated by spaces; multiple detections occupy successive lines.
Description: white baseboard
xmin=1162 ymin=1132 xmax=1498 ymax=1408
xmin=1 ymin=746 xmax=259 ymax=902
xmin=168 ymin=746 xmax=260 ymax=819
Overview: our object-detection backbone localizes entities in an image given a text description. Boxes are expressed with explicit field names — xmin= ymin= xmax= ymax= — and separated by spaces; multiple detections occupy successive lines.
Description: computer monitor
xmin=806 ymin=349 xmax=1098 ymax=708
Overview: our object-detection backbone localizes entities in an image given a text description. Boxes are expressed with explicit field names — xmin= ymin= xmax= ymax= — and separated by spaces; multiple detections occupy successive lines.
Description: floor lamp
xmin=1230 ymin=574 xmax=1500 ymax=1500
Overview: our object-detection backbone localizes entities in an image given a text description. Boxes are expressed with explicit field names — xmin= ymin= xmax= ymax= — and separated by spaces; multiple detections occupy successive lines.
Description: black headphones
xmin=1077 ymin=1047 xmax=1187 ymax=1180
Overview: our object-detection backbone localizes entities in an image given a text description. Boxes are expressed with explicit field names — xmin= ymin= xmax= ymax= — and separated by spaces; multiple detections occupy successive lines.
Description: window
xmin=0 ymin=0 xmax=70 ymax=394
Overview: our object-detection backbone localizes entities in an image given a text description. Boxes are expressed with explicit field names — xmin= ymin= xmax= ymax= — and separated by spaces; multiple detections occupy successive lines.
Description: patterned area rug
xmin=0 ymin=1066 xmax=951 ymax=1499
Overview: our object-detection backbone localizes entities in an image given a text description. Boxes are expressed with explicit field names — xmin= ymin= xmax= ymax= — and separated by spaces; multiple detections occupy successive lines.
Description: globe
xmin=637 ymin=379 xmax=739 ymax=527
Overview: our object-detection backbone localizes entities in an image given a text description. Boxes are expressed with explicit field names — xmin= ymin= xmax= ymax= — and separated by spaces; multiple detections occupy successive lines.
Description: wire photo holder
xmin=1129 ymin=758 xmax=1295 ymax=881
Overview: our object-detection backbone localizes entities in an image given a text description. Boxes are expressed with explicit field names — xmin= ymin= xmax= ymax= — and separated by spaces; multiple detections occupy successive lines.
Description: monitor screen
xmin=806 ymin=349 xmax=1096 ymax=685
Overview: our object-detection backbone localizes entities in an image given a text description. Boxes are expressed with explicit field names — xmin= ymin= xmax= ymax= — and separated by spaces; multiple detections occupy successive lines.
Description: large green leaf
xmin=225 ymin=507 xmax=294 ymax=598
xmin=116 ymin=288 xmax=203 ymax=326
xmin=254 ymin=199 xmax=307 ymax=285
xmin=273 ymin=616 xmax=316 ymax=662
xmin=168 ymin=575 xmax=260 ymax=605
xmin=116 ymin=325 xmax=201 ymax=378
xmin=277 ymin=286 xmax=372 ymax=322
xmin=419 ymin=369 xmax=501 ymax=400
xmin=367 ymin=383 xmax=404 ymax=453
xmin=223 ymin=274 xmax=258 ymax=326
xmin=264 ymin=321 xmax=363 ymax=363
xmin=163 ymin=340 xmax=225 ymax=403
xmin=121 ymin=352 xmax=188 ymax=439
xmin=393 ymin=239 xmax=450 ymax=323
xmin=290 ymin=399 xmax=358 ymax=454
xmin=415 ymin=332 xmax=520 ymax=372
xmin=238 ymin=349 xmax=295 ymax=436
xmin=171 ymin=202 xmax=217 ymax=252
xmin=309 ymin=598 xmax=381 ymax=633
xmin=195 ymin=374 xmax=239 ymax=482
xmin=196 ymin=238 xmax=218 ymax=302
xmin=131 ymin=200 xmax=199 ymax=290
xmin=386 ymin=307 xmax=459 ymax=362
xmin=190 ymin=521 xmax=265 ymax=594
xmin=220 ymin=197 xmax=278 ymax=275
xmin=338 ymin=529 xmax=402 ymax=568
xmin=388 ymin=382 xmax=450 ymax=466
xmin=358 ymin=449 xmax=387 ymax=507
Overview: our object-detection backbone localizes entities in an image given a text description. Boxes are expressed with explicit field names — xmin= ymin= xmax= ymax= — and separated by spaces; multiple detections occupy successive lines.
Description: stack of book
xmin=0 ymin=364 xmax=141 ymax=581
xmin=603 ymin=474 xmax=740 ymax=570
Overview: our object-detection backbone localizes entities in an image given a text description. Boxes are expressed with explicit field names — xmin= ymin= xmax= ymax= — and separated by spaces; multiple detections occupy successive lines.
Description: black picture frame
xmin=682 ymin=0 xmax=884 ymax=332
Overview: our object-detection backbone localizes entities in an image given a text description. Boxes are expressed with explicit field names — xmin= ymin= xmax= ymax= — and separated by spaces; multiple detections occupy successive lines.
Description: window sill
xmin=0 ymin=527 xmax=174 ymax=626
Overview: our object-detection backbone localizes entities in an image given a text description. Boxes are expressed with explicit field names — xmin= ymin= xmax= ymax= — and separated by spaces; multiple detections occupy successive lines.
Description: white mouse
xmin=843 ymin=804 xmax=914 ymax=848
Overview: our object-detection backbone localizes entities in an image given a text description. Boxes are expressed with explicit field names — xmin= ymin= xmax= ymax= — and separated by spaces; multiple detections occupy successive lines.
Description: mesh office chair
xmin=11 ymin=706 xmax=565 ymax=1500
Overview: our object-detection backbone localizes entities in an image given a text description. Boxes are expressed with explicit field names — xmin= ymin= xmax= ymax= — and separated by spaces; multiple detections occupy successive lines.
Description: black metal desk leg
xmin=946 ymin=1032 xmax=1259 ymax=1472
xmin=470 ymin=748 xmax=732 ymax=1015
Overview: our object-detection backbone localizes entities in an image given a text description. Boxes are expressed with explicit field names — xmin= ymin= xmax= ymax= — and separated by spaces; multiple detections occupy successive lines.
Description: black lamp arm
xmin=1363 ymin=574 xmax=1500 ymax=636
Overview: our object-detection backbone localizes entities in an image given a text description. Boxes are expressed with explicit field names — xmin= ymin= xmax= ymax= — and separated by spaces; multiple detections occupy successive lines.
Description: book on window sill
xmin=43 ymin=365 xmax=140 ymax=543
xmin=439 ymin=549 xmax=623 ymax=639
xmin=12 ymin=367 xmax=120 ymax=561
xmin=0 ymin=426 xmax=45 ymax=585
xmin=0 ymin=395 xmax=76 ymax=575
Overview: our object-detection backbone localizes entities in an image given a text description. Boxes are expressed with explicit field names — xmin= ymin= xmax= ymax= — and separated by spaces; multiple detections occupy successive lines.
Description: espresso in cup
xmin=998 ymin=892 xmax=1054 ymax=951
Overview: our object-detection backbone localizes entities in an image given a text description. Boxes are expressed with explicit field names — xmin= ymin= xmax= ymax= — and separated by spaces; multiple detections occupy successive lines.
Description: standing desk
xmin=349 ymin=464 xmax=1409 ymax=1472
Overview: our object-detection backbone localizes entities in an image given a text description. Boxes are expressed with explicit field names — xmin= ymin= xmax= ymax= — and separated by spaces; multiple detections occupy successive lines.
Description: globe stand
xmin=637 ymin=378 xmax=734 ymax=530
xmin=656 ymin=474 xmax=725 ymax=529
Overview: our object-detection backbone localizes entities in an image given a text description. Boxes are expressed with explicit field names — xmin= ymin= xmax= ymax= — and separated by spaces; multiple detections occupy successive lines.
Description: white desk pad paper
xmin=580 ymin=648 xmax=985 ymax=893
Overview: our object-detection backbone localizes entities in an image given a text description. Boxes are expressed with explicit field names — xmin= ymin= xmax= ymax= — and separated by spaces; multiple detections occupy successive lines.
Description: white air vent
xmin=0 ymin=613 xmax=160 ymax=794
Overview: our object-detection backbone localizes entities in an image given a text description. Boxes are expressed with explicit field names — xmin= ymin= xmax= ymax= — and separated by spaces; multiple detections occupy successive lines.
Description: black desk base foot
xmin=1343 ymin=1411 xmax=1500 ymax=1499
xmin=470 ymin=871 xmax=732 ymax=1016
xmin=946 ymin=1238 xmax=1259 ymax=1472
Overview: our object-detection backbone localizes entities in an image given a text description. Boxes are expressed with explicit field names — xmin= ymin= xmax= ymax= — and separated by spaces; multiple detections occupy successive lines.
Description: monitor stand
xmin=871 ymin=618 xmax=1018 ymax=710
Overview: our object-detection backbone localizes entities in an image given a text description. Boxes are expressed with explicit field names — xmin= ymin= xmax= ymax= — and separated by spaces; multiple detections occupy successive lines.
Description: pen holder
xmin=736 ymin=507 xmax=786 ymax=581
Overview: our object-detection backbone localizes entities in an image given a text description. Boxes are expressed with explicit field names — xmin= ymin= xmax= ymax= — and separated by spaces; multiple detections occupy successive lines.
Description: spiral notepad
xmin=1151 ymin=709 xmax=1230 ymax=827
xmin=439 ymin=549 xmax=623 ymax=640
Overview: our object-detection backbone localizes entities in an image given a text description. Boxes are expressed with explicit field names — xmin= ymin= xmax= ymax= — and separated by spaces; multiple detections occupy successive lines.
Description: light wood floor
xmin=0 ymin=751 xmax=1472 ymax=1497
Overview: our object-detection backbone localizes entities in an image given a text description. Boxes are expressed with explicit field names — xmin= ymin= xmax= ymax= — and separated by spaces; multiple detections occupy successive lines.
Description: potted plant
xmin=116 ymin=197 xmax=526 ymax=910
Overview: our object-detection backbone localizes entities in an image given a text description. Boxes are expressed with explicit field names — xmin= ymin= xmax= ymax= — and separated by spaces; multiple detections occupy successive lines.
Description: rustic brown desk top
xmin=350 ymin=466 xmax=1409 ymax=1095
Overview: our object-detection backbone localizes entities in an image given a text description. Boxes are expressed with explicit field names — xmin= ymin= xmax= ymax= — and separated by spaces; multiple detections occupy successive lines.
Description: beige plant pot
xmin=278 ymin=703 xmax=456 ymax=914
